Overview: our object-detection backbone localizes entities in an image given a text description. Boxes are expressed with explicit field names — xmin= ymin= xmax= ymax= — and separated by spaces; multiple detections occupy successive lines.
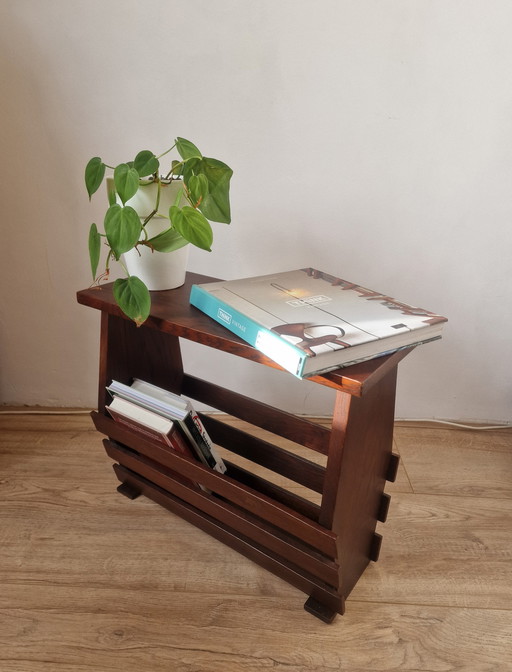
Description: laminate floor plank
xmin=1 ymin=413 xmax=511 ymax=671
xmin=351 ymin=492 xmax=512 ymax=610
xmin=394 ymin=426 xmax=512 ymax=498
xmin=1 ymin=596 xmax=510 ymax=672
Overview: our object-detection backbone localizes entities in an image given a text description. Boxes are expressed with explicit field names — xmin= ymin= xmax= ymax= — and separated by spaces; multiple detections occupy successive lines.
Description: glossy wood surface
xmin=77 ymin=274 xmax=413 ymax=396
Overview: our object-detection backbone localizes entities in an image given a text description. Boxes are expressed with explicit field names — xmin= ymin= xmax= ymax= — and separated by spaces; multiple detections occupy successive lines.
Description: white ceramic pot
xmin=123 ymin=233 xmax=190 ymax=291
xmin=124 ymin=179 xmax=186 ymax=218
xmin=110 ymin=179 xmax=190 ymax=291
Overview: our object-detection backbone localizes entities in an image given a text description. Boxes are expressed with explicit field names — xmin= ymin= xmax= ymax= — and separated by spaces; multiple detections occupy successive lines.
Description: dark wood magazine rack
xmin=77 ymin=272 xmax=410 ymax=623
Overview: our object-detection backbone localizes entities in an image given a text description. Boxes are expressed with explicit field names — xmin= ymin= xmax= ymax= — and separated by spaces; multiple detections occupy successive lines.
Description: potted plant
xmin=85 ymin=137 xmax=233 ymax=325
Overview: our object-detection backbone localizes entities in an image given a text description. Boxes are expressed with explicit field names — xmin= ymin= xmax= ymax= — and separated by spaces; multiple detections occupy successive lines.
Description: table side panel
xmin=326 ymin=367 xmax=399 ymax=599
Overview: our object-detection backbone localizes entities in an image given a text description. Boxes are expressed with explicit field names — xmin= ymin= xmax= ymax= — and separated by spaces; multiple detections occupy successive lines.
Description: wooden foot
xmin=117 ymin=482 xmax=141 ymax=500
xmin=304 ymin=596 xmax=338 ymax=624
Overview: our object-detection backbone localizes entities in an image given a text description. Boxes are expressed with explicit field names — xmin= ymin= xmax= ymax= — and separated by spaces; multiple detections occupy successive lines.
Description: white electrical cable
xmin=394 ymin=418 xmax=510 ymax=430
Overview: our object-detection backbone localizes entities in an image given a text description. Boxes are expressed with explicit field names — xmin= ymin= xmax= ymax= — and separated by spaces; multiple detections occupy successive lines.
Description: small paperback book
xmin=106 ymin=396 xmax=183 ymax=448
xmin=105 ymin=395 xmax=206 ymax=491
xmin=189 ymin=267 xmax=448 ymax=378
xmin=106 ymin=379 xmax=226 ymax=474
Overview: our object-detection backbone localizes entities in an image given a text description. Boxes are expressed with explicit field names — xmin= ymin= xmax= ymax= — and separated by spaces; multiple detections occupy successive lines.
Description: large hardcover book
xmin=106 ymin=379 xmax=226 ymax=474
xmin=189 ymin=267 xmax=448 ymax=378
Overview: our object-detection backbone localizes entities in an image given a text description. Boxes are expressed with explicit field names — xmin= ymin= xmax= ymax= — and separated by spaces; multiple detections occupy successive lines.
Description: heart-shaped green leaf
xmin=146 ymin=227 xmax=189 ymax=253
xmin=113 ymin=276 xmax=151 ymax=326
xmin=194 ymin=157 xmax=233 ymax=223
xmin=85 ymin=157 xmax=105 ymax=199
xmin=114 ymin=163 xmax=140 ymax=204
xmin=170 ymin=205 xmax=213 ymax=251
xmin=107 ymin=180 xmax=117 ymax=206
xmin=176 ymin=137 xmax=202 ymax=160
xmin=181 ymin=156 xmax=201 ymax=185
xmin=170 ymin=160 xmax=183 ymax=177
xmin=187 ymin=173 xmax=209 ymax=208
xmin=104 ymin=204 xmax=141 ymax=259
xmin=88 ymin=223 xmax=101 ymax=279
xmin=134 ymin=150 xmax=159 ymax=177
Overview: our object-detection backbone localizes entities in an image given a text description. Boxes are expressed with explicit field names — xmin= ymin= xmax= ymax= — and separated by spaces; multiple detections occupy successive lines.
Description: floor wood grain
xmin=1 ymin=413 xmax=511 ymax=671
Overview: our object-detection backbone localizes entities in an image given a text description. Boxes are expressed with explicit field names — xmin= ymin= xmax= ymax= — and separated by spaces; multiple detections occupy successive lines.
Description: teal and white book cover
xmin=189 ymin=268 xmax=447 ymax=378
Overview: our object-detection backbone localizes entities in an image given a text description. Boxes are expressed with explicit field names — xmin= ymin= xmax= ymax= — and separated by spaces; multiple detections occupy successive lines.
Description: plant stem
xmin=142 ymin=210 xmax=158 ymax=226
xmin=164 ymin=160 xmax=184 ymax=181
xmin=156 ymin=143 xmax=176 ymax=160
xmin=105 ymin=249 xmax=114 ymax=272
xmin=118 ymin=258 xmax=130 ymax=276
xmin=155 ymin=179 xmax=161 ymax=211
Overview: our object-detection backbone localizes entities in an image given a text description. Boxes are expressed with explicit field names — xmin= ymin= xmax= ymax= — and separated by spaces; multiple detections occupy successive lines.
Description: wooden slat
xmin=200 ymin=414 xmax=326 ymax=493
xmin=113 ymin=463 xmax=344 ymax=615
xmin=93 ymin=411 xmax=320 ymax=522
xmin=106 ymin=443 xmax=339 ymax=586
xmin=92 ymin=412 xmax=337 ymax=558
xmin=182 ymin=374 xmax=331 ymax=454
xmin=224 ymin=462 xmax=321 ymax=522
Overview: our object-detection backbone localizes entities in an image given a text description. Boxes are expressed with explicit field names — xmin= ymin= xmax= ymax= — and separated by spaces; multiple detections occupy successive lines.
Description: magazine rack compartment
xmin=77 ymin=272 xmax=412 ymax=623
xmin=91 ymin=412 xmax=335 ymax=556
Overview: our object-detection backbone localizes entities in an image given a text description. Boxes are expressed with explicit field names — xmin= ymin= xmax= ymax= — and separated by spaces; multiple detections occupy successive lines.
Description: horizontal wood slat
xmin=222 ymin=462 xmax=321 ymax=522
xmin=92 ymin=412 xmax=337 ymax=558
xmin=113 ymin=463 xmax=344 ymax=614
xmin=94 ymin=411 xmax=320 ymax=525
xmin=182 ymin=374 xmax=331 ymax=454
xmin=200 ymin=414 xmax=326 ymax=493
xmin=106 ymin=442 xmax=339 ymax=586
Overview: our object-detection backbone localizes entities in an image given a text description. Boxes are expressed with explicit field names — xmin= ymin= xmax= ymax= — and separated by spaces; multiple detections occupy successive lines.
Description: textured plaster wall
xmin=0 ymin=0 xmax=511 ymax=422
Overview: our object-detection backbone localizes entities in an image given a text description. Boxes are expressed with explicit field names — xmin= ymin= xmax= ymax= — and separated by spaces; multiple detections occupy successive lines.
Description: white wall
xmin=0 ymin=0 xmax=511 ymax=422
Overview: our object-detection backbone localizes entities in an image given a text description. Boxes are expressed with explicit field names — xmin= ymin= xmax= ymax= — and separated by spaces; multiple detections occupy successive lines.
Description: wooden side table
xmin=77 ymin=272 xmax=409 ymax=623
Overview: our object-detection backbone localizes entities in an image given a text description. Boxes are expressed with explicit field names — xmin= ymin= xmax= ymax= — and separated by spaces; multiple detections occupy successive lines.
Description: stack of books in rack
xmin=105 ymin=379 xmax=226 ymax=487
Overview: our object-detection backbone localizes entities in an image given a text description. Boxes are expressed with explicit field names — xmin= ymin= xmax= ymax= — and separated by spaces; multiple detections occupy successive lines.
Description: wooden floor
xmin=1 ymin=412 xmax=511 ymax=672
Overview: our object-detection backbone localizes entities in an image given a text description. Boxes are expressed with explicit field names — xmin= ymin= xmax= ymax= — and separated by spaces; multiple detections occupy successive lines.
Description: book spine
xmin=189 ymin=411 xmax=226 ymax=474
xmin=167 ymin=424 xmax=212 ymax=493
xmin=167 ymin=425 xmax=198 ymax=459
xmin=189 ymin=285 xmax=307 ymax=377
xmin=182 ymin=414 xmax=225 ymax=472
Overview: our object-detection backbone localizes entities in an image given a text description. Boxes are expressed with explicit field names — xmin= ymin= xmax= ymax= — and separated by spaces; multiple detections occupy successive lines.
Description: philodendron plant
xmin=85 ymin=137 xmax=233 ymax=325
